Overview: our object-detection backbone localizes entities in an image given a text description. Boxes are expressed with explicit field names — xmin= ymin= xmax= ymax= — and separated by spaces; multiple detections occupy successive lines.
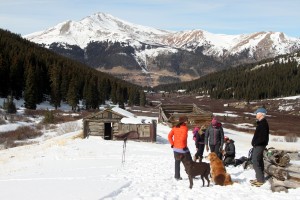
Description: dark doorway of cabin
xmin=104 ymin=123 xmax=112 ymax=140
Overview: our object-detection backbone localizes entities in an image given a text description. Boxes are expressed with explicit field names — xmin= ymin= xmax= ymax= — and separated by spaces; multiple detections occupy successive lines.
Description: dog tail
xmin=224 ymin=173 xmax=233 ymax=186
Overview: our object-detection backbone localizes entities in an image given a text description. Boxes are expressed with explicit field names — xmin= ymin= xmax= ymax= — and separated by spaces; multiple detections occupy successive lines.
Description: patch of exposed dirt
xmin=132 ymin=93 xmax=300 ymax=137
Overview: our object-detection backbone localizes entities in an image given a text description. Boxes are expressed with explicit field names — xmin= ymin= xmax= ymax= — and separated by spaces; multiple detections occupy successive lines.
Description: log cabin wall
xmin=116 ymin=120 xmax=157 ymax=142
xmin=83 ymin=108 xmax=157 ymax=142
xmin=158 ymin=104 xmax=213 ymax=129
xmin=83 ymin=109 xmax=124 ymax=139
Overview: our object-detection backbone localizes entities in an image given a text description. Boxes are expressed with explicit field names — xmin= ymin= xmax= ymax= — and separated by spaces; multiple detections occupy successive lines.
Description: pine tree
xmin=24 ymin=64 xmax=37 ymax=109
xmin=49 ymin=64 xmax=61 ymax=109
xmin=139 ymin=90 xmax=146 ymax=106
xmin=67 ymin=76 xmax=79 ymax=111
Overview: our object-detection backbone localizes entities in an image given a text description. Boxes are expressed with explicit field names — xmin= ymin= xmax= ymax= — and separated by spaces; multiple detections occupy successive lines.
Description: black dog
xmin=179 ymin=154 xmax=210 ymax=189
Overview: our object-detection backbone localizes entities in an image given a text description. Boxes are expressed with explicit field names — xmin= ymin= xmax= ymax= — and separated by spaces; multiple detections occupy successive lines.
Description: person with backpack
xmin=193 ymin=125 xmax=206 ymax=162
xmin=168 ymin=115 xmax=192 ymax=181
xmin=222 ymin=136 xmax=236 ymax=166
xmin=205 ymin=117 xmax=224 ymax=159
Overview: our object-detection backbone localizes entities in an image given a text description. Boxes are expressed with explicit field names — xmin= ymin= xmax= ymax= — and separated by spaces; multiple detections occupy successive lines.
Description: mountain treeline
xmin=153 ymin=52 xmax=300 ymax=101
xmin=0 ymin=29 xmax=145 ymax=110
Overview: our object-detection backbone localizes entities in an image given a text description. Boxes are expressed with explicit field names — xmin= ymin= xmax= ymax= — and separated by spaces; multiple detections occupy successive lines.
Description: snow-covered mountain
xmin=24 ymin=12 xmax=300 ymax=86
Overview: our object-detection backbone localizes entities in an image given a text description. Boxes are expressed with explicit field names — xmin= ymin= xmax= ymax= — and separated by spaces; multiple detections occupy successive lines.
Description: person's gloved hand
xmin=171 ymin=145 xmax=174 ymax=148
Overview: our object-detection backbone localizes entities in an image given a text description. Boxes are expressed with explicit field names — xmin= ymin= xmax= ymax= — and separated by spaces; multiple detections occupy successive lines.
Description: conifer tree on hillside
xmin=83 ymin=76 xmax=99 ymax=109
xmin=67 ymin=76 xmax=79 ymax=111
xmin=110 ymin=82 xmax=117 ymax=104
xmin=139 ymin=90 xmax=146 ymax=107
xmin=9 ymin=57 xmax=24 ymax=99
xmin=49 ymin=64 xmax=62 ymax=109
xmin=0 ymin=54 xmax=10 ymax=97
xmin=24 ymin=64 xmax=37 ymax=109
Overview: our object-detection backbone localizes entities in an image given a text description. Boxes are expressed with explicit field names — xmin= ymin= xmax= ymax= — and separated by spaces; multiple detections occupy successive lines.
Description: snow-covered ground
xmin=0 ymin=97 xmax=299 ymax=200
xmin=0 ymin=120 xmax=299 ymax=200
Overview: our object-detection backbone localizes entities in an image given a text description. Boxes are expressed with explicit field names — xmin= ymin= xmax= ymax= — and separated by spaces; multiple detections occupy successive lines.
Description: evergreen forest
xmin=0 ymin=29 xmax=145 ymax=110
xmin=153 ymin=52 xmax=300 ymax=101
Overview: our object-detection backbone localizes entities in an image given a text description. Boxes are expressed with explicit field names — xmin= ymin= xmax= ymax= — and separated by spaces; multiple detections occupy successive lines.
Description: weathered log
xmin=270 ymin=177 xmax=300 ymax=189
xmin=284 ymin=164 xmax=300 ymax=173
xmin=270 ymin=184 xmax=288 ymax=193
xmin=264 ymin=160 xmax=288 ymax=181
xmin=265 ymin=149 xmax=291 ymax=167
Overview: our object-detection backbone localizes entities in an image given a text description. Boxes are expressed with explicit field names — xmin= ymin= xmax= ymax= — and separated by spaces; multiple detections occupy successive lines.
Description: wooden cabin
xmin=83 ymin=107 xmax=157 ymax=142
xmin=158 ymin=104 xmax=213 ymax=128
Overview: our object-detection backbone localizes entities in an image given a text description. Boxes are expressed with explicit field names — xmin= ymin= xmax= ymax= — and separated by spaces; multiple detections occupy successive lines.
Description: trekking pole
xmin=122 ymin=137 xmax=127 ymax=165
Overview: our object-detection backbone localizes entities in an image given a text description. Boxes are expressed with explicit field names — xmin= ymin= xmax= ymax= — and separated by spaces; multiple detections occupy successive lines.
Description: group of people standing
xmin=168 ymin=107 xmax=269 ymax=187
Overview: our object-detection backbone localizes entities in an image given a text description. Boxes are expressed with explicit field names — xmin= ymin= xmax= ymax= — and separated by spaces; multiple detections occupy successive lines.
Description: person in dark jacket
xmin=205 ymin=117 xmax=224 ymax=159
xmin=250 ymin=107 xmax=269 ymax=187
xmin=222 ymin=136 xmax=236 ymax=166
xmin=193 ymin=125 xmax=206 ymax=162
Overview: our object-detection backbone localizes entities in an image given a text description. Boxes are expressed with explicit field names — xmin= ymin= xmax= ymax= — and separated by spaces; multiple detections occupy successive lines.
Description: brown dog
xmin=207 ymin=152 xmax=233 ymax=186
xmin=178 ymin=154 xmax=210 ymax=189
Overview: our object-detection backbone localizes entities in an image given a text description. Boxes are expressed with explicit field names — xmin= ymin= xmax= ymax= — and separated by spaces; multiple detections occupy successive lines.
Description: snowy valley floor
xmin=0 ymin=122 xmax=299 ymax=200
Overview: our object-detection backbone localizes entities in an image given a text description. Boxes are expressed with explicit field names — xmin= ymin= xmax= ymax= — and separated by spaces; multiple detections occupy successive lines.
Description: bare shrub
xmin=284 ymin=133 xmax=298 ymax=143
xmin=0 ymin=126 xmax=42 ymax=142
xmin=24 ymin=109 xmax=48 ymax=116
xmin=42 ymin=110 xmax=55 ymax=124
xmin=271 ymin=137 xmax=285 ymax=142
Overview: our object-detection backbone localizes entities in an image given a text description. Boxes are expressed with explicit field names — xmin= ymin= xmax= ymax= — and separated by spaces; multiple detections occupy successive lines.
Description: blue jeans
xmin=173 ymin=151 xmax=192 ymax=179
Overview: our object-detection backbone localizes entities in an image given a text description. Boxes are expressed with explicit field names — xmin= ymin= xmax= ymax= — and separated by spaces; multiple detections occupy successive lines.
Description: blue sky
xmin=0 ymin=0 xmax=299 ymax=37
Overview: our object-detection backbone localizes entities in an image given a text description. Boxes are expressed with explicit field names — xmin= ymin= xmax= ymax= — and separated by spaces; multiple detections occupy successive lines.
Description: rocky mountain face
xmin=24 ymin=13 xmax=300 ymax=87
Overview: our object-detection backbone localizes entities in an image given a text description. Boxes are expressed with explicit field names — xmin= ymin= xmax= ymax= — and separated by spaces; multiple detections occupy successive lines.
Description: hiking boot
xmin=175 ymin=177 xmax=183 ymax=181
xmin=251 ymin=181 xmax=264 ymax=187
xmin=249 ymin=179 xmax=257 ymax=184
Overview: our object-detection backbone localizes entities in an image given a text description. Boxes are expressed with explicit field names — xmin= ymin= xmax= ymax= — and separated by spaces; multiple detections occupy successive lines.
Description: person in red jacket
xmin=168 ymin=115 xmax=192 ymax=180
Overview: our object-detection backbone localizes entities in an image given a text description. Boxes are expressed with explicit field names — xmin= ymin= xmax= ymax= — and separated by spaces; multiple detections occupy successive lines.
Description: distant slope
xmin=0 ymin=29 xmax=143 ymax=109
xmin=153 ymin=51 xmax=300 ymax=100
xmin=24 ymin=12 xmax=300 ymax=87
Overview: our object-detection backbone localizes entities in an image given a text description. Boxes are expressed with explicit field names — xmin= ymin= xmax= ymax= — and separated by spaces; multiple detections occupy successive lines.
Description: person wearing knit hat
xmin=205 ymin=117 xmax=224 ymax=159
xmin=168 ymin=115 xmax=192 ymax=180
xmin=250 ymin=107 xmax=269 ymax=187
xmin=222 ymin=136 xmax=236 ymax=166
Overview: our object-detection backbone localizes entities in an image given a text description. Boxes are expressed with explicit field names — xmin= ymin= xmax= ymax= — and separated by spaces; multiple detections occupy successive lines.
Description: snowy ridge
xmin=25 ymin=13 xmax=170 ymax=49
xmin=251 ymin=51 xmax=300 ymax=71
xmin=25 ymin=12 xmax=300 ymax=58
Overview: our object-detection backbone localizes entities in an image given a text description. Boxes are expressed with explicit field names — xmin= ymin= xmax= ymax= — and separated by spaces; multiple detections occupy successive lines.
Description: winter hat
xmin=224 ymin=136 xmax=229 ymax=141
xmin=211 ymin=117 xmax=218 ymax=126
xmin=179 ymin=116 xmax=188 ymax=123
xmin=254 ymin=107 xmax=267 ymax=114
xmin=193 ymin=127 xmax=200 ymax=134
